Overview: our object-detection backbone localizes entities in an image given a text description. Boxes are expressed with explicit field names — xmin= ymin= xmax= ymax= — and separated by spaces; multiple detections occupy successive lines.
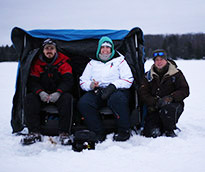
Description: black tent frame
xmin=11 ymin=27 xmax=145 ymax=133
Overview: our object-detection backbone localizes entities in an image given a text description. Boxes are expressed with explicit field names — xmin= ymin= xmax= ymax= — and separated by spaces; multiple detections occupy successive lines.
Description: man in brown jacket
xmin=139 ymin=49 xmax=189 ymax=137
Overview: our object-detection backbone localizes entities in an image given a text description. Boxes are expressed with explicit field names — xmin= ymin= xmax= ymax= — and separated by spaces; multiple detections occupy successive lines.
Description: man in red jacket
xmin=21 ymin=39 xmax=74 ymax=145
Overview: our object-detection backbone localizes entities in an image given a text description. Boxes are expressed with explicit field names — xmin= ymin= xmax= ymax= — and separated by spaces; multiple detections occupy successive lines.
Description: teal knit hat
xmin=96 ymin=36 xmax=115 ymax=62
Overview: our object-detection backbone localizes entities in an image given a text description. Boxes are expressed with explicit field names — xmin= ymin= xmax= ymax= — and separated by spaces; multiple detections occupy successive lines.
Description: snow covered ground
xmin=0 ymin=60 xmax=205 ymax=172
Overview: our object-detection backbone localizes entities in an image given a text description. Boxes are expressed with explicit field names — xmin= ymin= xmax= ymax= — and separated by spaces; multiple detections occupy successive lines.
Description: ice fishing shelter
xmin=11 ymin=27 xmax=145 ymax=133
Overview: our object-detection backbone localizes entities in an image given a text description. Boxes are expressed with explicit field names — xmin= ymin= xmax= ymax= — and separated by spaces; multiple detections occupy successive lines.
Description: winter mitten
xmin=49 ymin=92 xmax=61 ymax=103
xmin=39 ymin=91 xmax=49 ymax=103
xmin=101 ymin=84 xmax=116 ymax=100
xmin=156 ymin=96 xmax=173 ymax=108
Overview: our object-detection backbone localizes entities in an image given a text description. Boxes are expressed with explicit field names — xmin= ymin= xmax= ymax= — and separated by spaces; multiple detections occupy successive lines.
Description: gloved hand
xmin=49 ymin=92 xmax=61 ymax=103
xmin=39 ymin=91 xmax=49 ymax=103
xmin=147 ymin=106 xmax=157 ymax=113
xmin=101 ymin=84 xmax=116 ymax=100
xmin=156 ymin=96 xmax=173 ymax=108
xmin=94 ymin=88 xmax=103 ymax=96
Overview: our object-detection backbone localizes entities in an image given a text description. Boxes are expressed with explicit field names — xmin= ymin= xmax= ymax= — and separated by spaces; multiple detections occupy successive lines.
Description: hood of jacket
xmin=96 ymin=36 xmax=115 ymax=63
xmin=146 ymin=61 xmax=179 ymax=81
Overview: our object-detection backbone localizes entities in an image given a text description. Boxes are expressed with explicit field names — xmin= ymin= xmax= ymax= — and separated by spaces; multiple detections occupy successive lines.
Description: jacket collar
xmin=147 ymin=61 xmax=179 ymax=81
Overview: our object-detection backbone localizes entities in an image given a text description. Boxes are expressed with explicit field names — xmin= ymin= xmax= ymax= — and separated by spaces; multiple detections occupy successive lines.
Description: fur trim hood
xmin=146 ymin=61 xmax=179 ymax=82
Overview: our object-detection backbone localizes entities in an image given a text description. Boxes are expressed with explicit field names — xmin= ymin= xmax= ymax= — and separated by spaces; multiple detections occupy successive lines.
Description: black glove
xmin=147 ymin=106 xmax=157 ymax=113
xmin=93 ymin=87 xmax=102 ymax=96
xmin=101 ymin=84 xmax=116 ymax=100
xmin=156 ymin=96 xmax=173 ymax=108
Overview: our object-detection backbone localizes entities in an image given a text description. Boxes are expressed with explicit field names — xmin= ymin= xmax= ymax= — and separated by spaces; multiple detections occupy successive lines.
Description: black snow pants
xmin=143 ymin=103 xmax=184 ymax=136
xmin=24 ymin=92 xmax=73 ymax=134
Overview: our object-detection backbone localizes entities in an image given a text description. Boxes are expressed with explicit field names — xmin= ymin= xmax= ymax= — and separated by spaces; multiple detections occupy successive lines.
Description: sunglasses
xmin=153 ymin=52 xmax=165 ymax=57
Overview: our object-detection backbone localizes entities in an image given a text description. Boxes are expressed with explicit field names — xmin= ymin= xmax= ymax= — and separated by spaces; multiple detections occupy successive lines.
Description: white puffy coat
xmin=80 ymin=54 xmax=134 ymax=91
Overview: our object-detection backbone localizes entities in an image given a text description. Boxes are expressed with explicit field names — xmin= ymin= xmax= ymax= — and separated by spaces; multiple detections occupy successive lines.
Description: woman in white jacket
xmin=78 ymin=36 xmax=134 ymax=142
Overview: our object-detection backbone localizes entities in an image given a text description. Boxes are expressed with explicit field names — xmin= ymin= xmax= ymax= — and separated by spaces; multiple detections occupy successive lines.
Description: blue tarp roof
xmin=16 ymin=28 xmax=130 ymax=42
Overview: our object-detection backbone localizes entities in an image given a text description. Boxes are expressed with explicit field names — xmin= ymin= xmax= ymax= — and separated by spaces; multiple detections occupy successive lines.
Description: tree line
xmin=144 ymin=33 xmax=205 ymax=60
xmin=0 ymin=45 xmax=18 ymax=62
xmin=0 ymin=33 xmax=205 ymax=62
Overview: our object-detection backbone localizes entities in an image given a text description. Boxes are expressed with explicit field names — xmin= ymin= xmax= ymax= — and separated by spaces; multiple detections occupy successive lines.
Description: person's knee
xmin=24 ymin=93 xmax=41 ymax=114
xmin=78 ymin=94 xmax=89 ymax=105
xmin=77 ymin=95 xmax=91 ymax=113
xmin=78 ymin=93 xmax=99 ymax=109
xmin=25 ymin=93 xmax=40 ymax=104
xmin=58 ymin=93 xmax=73 ymax=104
xmin=108 ymin=90 xmax=128 ymax=106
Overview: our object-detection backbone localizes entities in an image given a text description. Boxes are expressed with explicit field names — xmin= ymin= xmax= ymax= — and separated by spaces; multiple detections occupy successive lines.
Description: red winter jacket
xmin=28 ymin=52 xmax=73 ymax=95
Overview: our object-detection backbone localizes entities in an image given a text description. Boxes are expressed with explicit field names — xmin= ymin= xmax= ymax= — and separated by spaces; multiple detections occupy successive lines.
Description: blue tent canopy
xmin=11 ymin=27 xmax=137 ymax=58
xmin=25 ymin=29 xmax=130 ymax=41
xmin=11 ymin=27 xmax=130 ymax=44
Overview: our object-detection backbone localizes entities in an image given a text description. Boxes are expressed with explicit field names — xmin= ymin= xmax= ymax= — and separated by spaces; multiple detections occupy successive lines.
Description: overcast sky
xmin=0 ymin=0 xmax=204 ymax=46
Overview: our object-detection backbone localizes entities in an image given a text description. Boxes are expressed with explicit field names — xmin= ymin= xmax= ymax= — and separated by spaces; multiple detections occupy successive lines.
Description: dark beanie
xmin=152 ymin=49 xmax=167 ymax=61
xmin=42 ymin=38 xmax=56 ymax=48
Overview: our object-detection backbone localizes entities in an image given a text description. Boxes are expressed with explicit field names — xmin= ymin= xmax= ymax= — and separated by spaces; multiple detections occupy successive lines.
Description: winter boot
xmin=21 ymin=132 xmax=42 ymax=145
xmin=95 ymin=132 xmax=106 ymax=143
xmin=113 ymin=130 xmax=130 ymax=142
xmin=164 ymin=130 xmax=177 ymax=137
xmin=143 ymin=128 xmax=161 ymax=138
xmin=59 ymin=132 xmax=72 ymax=145
xmin=150 ymin=128 xmax=161 ymax=138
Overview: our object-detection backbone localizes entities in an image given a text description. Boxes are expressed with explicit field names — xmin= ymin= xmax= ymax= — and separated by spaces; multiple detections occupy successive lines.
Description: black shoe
xmin=164 ymin=130 xmax=177 ymax=137
xmin=95 ymin=133 xmax=106 ymax=143
xmin=21 ymin=132 xmax=42 ymax=145
xmin=143 ymin=128 xmax=162 ymax=138
xmin=150 ymin=128 xmax=161 ymax=138
xmin=59 ymin=132 xmax=72 ymax=145
xmin=113 ymin=130 xmax=130 ymax=142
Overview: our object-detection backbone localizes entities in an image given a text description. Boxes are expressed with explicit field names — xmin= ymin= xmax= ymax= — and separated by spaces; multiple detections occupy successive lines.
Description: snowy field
xmin=0 ymin=60 xmax=205 ymax=172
